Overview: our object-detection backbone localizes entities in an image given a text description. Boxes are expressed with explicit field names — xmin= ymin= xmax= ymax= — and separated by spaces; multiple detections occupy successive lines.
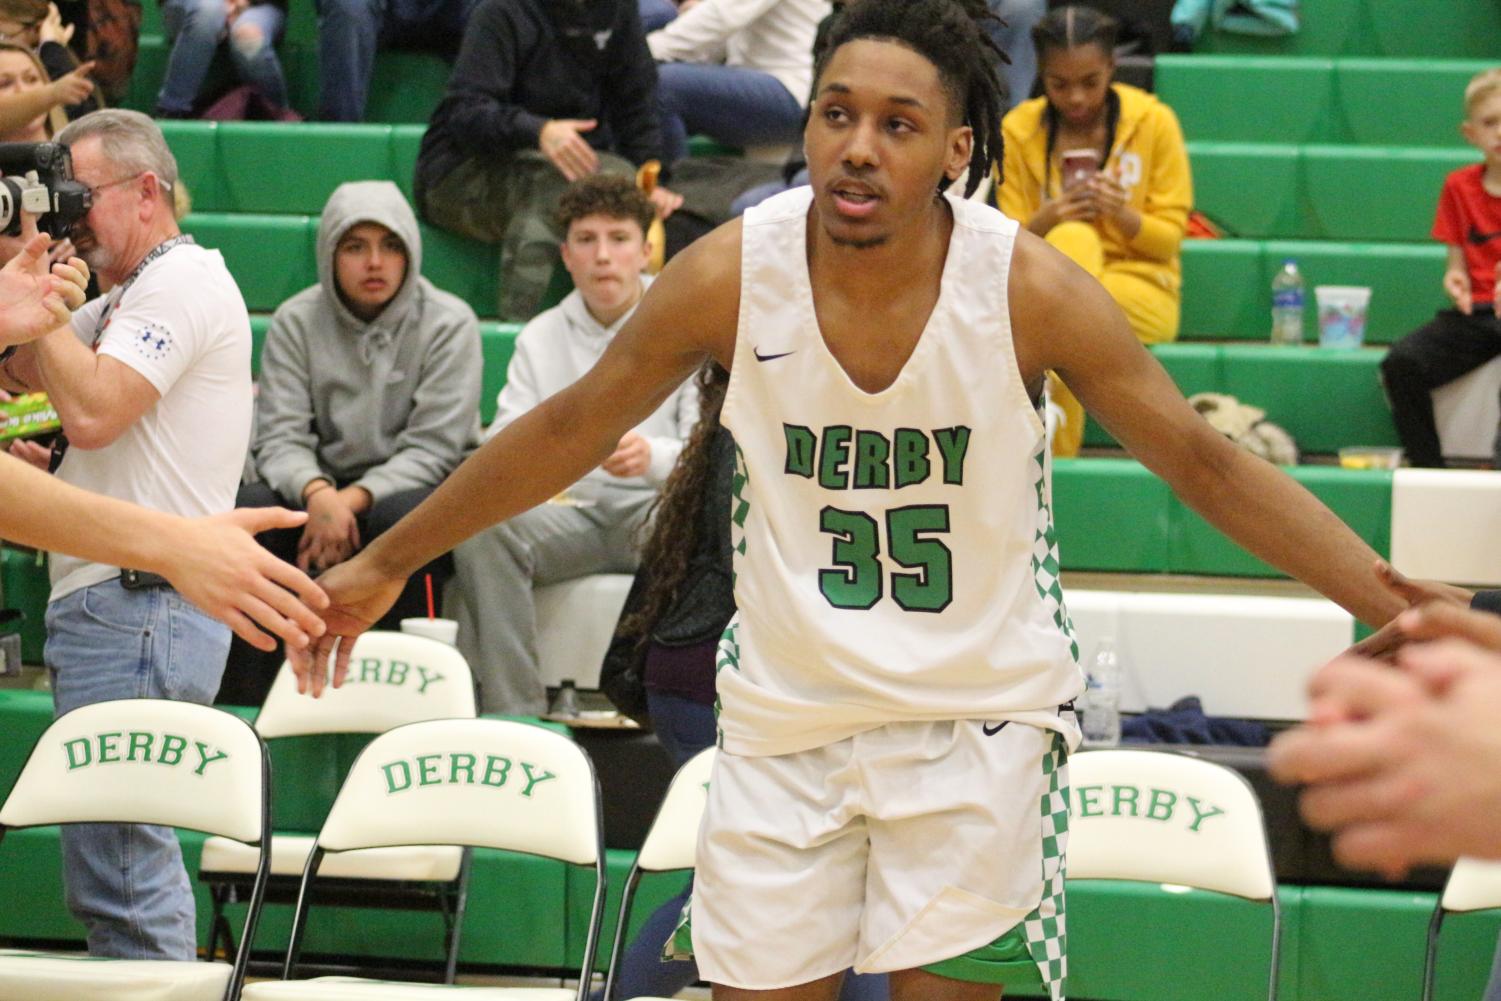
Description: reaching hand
xmin=539 ymin=119 xmax=600 ymax=181
xmin=602 ymin=430 xmax=651 ymax=478
xmin=40 ymin=4 xmax=72 ymax=46
xmin=287 ymin=553 xmax=407 ymax=697
xmin=1085 ymin=173 xmax=1129 ymax=223
xmin=0 ymin=214 xmax=90 ymax=346
xmin=648 ymin=184 xmax=683 ymax=220
xmin=49 ymin=61 xmax=95 ymax=106
xmin=159 ymin=507 xmax=330 ymax=652
xmin=1346 ymin=559 xmax=1474 ymax=660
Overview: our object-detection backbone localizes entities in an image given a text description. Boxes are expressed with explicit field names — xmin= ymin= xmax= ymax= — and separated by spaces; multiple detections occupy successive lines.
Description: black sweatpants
xmin=1379 ymin=306 xmax=1501 ymax=467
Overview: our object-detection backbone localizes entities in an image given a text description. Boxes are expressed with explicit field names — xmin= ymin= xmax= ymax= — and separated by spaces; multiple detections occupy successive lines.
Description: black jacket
xmin=415 ymin=0 xmax=662 ymax=203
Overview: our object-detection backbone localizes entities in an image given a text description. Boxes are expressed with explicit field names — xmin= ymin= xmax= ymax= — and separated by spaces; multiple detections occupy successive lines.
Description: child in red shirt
xmin=1381 ymin=67 xmax=1501 ymax=467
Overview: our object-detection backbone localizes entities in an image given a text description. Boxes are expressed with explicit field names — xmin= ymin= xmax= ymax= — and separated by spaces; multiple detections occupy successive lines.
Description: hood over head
xmin=317 ymin=180 xmax=424 ymax=344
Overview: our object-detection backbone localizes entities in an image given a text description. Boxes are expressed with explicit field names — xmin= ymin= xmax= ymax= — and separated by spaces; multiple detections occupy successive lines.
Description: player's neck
xmin=808 ymin=198 xmax=952 ymax=302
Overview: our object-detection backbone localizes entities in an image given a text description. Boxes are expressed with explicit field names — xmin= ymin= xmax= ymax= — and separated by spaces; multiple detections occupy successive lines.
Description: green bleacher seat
xmin=216 ymin=122 xmax=395 ymax=213
xmin=1158 ymin=56 xmax=1487 ymax=147
xmin=1189 ymin=141 xmax=1472 ymax=241
xmin=1191 ymin=0 xmax=1501 ymax=59
xmin=1052 ymin=458 xmax=1392 ymax=577
xmin=1082 ymin=344 xmax=1395 ymax=455
xmin=1180 ymin=239 xmax=1445 ymax=343
xmin=390 ymin=125 xmax=424 ymax=203
xmin=181 ymin=212 xmax=315 ymax=310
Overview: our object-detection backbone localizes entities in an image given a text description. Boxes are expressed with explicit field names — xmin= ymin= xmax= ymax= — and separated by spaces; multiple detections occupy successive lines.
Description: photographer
xmin=0 ymin=109 xmax=256 ymax=962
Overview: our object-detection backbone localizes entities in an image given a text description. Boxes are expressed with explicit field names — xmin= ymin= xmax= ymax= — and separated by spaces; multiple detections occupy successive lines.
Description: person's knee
xmin=176 ymin=0 xmax=229 ymax=34
xmin=1379 ymin=338 xmax=1424 ymax=388
xmin=1044 ymin=221 xmax=1104 ymax=274
xmin=228 ymin=19 xmax=268 ymax=58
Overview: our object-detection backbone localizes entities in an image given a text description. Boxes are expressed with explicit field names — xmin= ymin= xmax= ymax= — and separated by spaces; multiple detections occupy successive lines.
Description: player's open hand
xmin=0 ymin=214 xmax=88 ymax=345
xmin=288 ymin=552 xmax=406 ymax=698
xmin=160 ymin=507 xmax=330 ymax=652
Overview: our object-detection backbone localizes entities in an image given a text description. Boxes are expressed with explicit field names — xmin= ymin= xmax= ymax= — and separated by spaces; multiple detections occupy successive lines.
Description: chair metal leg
xmin=602 ymin=867 xmax=645 ymax=1001
xmin=441 ymin=849 xmax=474 ymax=984
xmin=1422 ymin=905 xmax=1447 ymax=1001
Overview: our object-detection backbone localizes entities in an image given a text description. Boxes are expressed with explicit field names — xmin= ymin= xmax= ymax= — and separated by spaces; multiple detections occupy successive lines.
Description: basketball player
xmin=291 ymin=2 xmax=1408 ymax=997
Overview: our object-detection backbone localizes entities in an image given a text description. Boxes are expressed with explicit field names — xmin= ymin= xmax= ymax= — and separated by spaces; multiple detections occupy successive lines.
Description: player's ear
xmin=943 ymin=125 xmax=973 ymax=183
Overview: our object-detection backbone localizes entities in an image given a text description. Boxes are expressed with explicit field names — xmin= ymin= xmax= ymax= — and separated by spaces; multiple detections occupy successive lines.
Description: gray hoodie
xmin=254 ymin=181 xmax=483 ymax=505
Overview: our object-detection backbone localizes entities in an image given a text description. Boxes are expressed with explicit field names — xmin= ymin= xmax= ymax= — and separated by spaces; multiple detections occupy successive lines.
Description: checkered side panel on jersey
xmin=713 ymin=620 xmax=741 ymax=748
xmin=1029 ymin=440 xmax=1080 ymax=664
xmin=1023 ymin=731 xmax=1070 ymax=1000
xmin=730 ymin=443 xmax=750 ymax=587
xmin=664 ymin=895 xmax=695 ymax=961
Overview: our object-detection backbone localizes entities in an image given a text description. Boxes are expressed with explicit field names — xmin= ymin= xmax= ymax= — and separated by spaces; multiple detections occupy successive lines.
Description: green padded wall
xmin=0 ymin=547 xmax=48 ymax=664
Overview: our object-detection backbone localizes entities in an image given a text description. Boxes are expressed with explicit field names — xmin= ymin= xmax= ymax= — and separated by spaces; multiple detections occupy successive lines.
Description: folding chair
xmin=600 ymin=747 xmax=715 ymax=1001
xmin=0 ymin=698 xmax=271 ymax=1001
xmin=200 ymin=631 xmax=478 ymax=982
xmin=1422 ymin=856 xmax=1501 ymax=1001
xmin=1068 ymin=748 xmax=1282 ymax=1001
xmin=238 ymin=717 xmax=606 ymax=1001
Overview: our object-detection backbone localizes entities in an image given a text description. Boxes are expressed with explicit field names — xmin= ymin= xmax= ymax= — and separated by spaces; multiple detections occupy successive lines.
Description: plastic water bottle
xmin=1270 ymin=259 xmax=1305 ymax=345
xmin=1081 ymin=639 xmax=1122 ymax=748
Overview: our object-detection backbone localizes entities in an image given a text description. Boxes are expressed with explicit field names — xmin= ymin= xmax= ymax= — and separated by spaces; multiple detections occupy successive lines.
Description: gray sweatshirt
xmin=254 ymin=181 xmax=483 ymax=505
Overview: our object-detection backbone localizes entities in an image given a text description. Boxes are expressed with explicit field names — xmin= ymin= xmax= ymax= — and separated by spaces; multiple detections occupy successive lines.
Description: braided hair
xmin=813 ymin=0 xmax=1007 ymax=197
xmin=1032 ymin=5 xmax=1122 ymax=198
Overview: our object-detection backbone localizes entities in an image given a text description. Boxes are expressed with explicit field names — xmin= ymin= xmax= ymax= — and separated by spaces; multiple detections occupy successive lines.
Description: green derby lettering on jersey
xmin=343 ymin=658 xmax=446 ymax=693
xmin=379 ymin=752 xmax=557 ymax=798
xmin=1072 ymin=783 xmax=1226 ymax=832
xmin=783 ymin=423 xmax=971 ymax=613
xmin=62 ymin=731 xmax=231 ymax=777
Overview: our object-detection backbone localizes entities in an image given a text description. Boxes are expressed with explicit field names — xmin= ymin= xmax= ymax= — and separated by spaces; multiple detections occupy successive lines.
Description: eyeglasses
xmin=84 ymin=172 xmax=174 ymax=201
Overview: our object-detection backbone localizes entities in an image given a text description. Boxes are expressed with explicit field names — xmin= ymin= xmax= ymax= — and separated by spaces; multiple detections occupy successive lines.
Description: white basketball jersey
xmin=717 ymin=186 xmax=1084 ymax=757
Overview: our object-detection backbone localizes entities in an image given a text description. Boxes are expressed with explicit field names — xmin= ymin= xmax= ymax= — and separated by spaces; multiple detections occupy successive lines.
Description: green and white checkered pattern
xmin=1023 ymin=732 xmax=1071 ymax=1000
xmin=713 ymin=621 xmax=741 ymax=749
xmin=729 ymin=443 xmax=751 ymax=587
xmin=1029 ymin=440 xmax=1080 ymax=664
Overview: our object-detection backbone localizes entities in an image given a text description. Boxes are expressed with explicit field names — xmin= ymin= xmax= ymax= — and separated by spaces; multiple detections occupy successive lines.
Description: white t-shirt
xmin=49 ymin=243 xmax=253 ymax=601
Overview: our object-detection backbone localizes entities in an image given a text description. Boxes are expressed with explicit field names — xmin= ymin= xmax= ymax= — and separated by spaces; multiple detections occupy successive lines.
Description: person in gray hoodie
xmin=221 ymin=179 xmax=482 ymax=704
xmin=445 ymin=174 xmax=695 ymax=714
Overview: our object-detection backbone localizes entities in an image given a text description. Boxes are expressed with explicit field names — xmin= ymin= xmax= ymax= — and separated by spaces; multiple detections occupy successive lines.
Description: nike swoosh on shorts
xmin=753 ymin=347 xmax=795 ymax=362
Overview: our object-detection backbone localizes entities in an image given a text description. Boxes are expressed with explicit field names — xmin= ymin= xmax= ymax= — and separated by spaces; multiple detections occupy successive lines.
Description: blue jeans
xmin=638 ymin=0 xmax=678 ymax=32
xmin=601 ymin=691 xmax=887 ymax=1001
xmin=315 ymin=0 xmax=476 ymax=121
xmin=158 ymin=0 xmax=287 ymax=114
xmin=656 ymin=61 xmax=804 ymax=163
xmin=987 ymin=0 xmax=1047 ymax=108
xmin=46 ymin=580 xmax=232 ymax=959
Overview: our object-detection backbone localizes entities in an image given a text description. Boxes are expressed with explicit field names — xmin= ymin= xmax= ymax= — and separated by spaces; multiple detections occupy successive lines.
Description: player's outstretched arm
xmin=293 ymin=220 xmax=744 ymax=696
xmin=1009 ymin=231 xmax=1406 ymax=629
xmin=0 ymin=451 xmax=328 ymax=650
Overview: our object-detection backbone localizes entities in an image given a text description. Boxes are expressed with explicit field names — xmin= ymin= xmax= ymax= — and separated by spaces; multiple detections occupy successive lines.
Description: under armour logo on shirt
xmin=132 ymin=323 xmax=175 ymax=361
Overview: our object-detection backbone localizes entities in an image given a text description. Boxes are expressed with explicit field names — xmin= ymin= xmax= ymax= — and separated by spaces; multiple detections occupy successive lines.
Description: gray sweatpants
xmin=444 ymin=484 xmax=655 ymax=715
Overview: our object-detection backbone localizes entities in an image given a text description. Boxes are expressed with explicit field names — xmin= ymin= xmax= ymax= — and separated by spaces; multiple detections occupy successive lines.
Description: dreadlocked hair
xmin=1033 ymin=5 xmax=1121 ymax=198
xmin=814 ymin=0 xmax=1007 ymax=197
xmin=617 ymin=362 xmax=731 ymax=648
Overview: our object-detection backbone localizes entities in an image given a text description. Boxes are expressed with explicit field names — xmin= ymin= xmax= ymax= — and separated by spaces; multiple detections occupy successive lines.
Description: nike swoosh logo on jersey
xmin=753 ymin=347 xmax=796 ymax=362
xmin=1469 ymin=225 xmax=1501 ymax=245
xmin=982 ymin=721 xmax=1010 ymax=736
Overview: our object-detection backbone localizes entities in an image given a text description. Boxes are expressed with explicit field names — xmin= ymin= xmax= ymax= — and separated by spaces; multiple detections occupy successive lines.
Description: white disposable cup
xmin=1315 ymin=285 xmax=1372 ymax=349
xmin=400 ymin=617 xmax=459 ymax=646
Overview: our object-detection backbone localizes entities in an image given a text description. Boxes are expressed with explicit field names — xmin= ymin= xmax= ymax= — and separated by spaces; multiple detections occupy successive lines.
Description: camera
xmin=0 ymin=143 xmax=92 ymax=239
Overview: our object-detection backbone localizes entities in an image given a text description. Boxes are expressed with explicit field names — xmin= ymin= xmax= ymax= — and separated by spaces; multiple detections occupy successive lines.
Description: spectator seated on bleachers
xmin=154 ymin=0 xmax=288 ymax=118
xmin=0 ymin=40 xmax=66 ymax=138
xmin=414 ymin=0 xmax=679 ymax=323
xmin=1000 ymin=4 xmax=1191 ymax=457
xmin=444 ymin=175 xmax=696 ymax=716
xmin=221 ymin=179 xmax=482 ymax=705
xmin=643 ymin=0 xmax=826 ymax=163
xmin=1380 ymin=67 xmax=1501 ymax=470
xmin=315 ymin=0 xmax=478 ymax=122
xmin=0 ymin=0 xmax=100 ymax=119
xmin=986 ymin=0 xmax=1046 ymax=108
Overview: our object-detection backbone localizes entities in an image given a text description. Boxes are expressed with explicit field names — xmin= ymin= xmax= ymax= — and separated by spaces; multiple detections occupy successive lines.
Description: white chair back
xmin=1068 ymin=749 xmax=1275 ymax=901
xmin=1441 ymin=857 xmax=1501 ymax=913
xmin=317 ymin=718 xmax=600 ymax=865
xmin=0 ymin=699 xmax=266 ymax=843
xmin=255 ymin=631 xmax=477 ymax=738
xmin=636 ymin=747 xmax=715 ymax=873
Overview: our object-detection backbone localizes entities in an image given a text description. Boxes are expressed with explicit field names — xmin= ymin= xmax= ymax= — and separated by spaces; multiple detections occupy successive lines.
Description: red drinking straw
xmin=424 ymin=573 xmax=435 ymax=619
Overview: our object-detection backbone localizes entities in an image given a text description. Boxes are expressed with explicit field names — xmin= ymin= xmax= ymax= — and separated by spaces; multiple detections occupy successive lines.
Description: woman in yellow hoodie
xmin=1001 ymin=5 xmax=1193 ymax=456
